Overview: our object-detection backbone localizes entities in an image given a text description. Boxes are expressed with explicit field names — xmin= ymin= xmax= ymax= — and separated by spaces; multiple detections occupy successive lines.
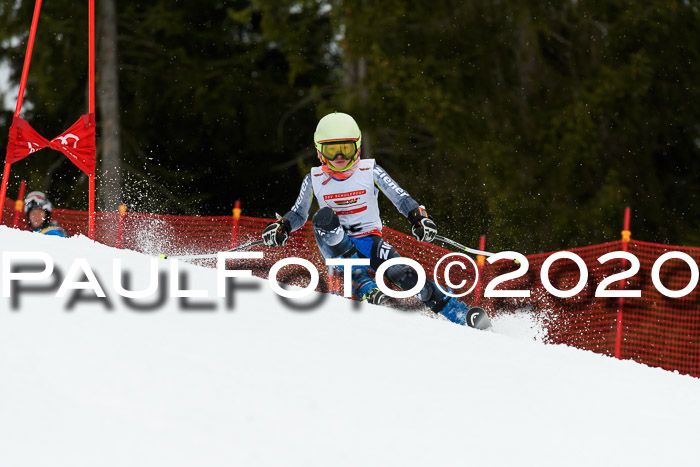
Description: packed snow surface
xmin=1 ymin=226 xmax=699 ymax=467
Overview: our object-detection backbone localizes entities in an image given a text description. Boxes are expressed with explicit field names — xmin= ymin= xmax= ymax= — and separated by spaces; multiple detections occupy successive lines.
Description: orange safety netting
xmin=2 ymin=201 xmax=699 ymax=377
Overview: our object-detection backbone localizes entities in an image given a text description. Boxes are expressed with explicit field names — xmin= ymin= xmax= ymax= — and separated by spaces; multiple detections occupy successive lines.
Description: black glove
xmin=262 ymin=218 xmax=292 ymax=247
xmin=408 ymin=206 xmax=437 ymax=243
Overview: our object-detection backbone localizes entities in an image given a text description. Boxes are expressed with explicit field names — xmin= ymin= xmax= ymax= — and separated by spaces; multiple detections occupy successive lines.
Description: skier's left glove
xmin=408 ymin=206 xmax=437 ymax=243
xmin=262 ymin=218 xmax=292 ymax=247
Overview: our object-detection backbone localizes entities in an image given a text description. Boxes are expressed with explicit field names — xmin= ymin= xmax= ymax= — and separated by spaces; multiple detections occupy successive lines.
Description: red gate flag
xmin=6 ymin=113 xmax=96 ymax=175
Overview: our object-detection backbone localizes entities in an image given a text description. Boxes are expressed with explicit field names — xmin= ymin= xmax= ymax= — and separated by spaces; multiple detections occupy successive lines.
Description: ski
xmin=159 ymin=239 xmax=264 ymax=260
xmin=466 ymin=306 xmax=492 ymax=330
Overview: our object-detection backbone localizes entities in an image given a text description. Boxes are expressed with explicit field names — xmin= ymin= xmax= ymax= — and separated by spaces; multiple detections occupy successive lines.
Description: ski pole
xmin=435 ymin=235 xmax=520 ymax=264
xmin=434 ymin=235 xmax=497 ymax=257
xmin=159 ymin=239 xmax=264 ymax=260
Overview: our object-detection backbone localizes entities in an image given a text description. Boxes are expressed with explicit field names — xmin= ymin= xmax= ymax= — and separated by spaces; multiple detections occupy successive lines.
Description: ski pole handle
xmin=159 ymin=239 xmax=264 ymax=260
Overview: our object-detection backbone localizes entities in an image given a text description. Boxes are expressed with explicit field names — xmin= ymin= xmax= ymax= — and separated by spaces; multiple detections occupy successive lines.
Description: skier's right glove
xmin=408 ymin=206 xmax=437 ymax=243
xmin=262 ymin=218 xmax=292 ymax=247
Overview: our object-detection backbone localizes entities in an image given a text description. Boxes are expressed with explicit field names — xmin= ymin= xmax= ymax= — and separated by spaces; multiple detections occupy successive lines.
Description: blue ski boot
xmin=439 ymin=296 xmax=492 ymax=330
xmin=353 ymin=266 xmax=389 ymax=305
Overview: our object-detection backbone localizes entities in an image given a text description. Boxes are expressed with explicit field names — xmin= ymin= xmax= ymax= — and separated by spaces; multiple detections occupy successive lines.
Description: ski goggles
xmin=319 ymin=140 xmax=358 ymax=161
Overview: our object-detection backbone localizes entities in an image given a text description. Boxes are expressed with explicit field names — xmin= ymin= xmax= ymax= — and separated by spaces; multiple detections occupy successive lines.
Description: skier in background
xmin=261 ymin=112 xmax=490 ymax=329
xmin=24 ymin=191 xmax=69 ymax=238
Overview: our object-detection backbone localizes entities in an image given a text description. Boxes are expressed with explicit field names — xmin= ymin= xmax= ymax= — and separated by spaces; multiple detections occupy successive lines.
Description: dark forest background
xmin=1 ymin=0 xmax=699 ymax=253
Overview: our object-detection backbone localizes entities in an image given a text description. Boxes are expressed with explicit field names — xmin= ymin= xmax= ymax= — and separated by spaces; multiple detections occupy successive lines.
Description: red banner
xmin=6 ymin=113 xmax=96 ymax=175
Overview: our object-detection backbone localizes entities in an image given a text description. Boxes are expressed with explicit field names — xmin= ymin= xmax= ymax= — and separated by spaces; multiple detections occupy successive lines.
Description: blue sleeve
xmin=282 ymin=173 xmax=314 ymax=232
xmin=373 ymin=164 xmax=419 ymax=217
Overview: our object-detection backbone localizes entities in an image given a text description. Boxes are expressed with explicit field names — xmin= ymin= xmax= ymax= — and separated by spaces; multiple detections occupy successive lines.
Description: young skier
xmin=24 ymin=191 xmax=69 ymax=238
xmin=261 ymin=112 xmax=489 ymax=329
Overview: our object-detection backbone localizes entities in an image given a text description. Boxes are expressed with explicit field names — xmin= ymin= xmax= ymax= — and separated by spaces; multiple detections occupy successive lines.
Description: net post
xmin=88 ymin=173 xmax=95 ymax=239
xmin=621 ymin=206 xmax=631 ymax=243
xmin=87 ymin=0 xmax=96 ymax=240
xmin=615 ymin=206 xmax=632 ymax=359
xmin=0 ymin=162 xmax=12 ymax=224
xmin=11 ymin=180 xmax=27 ymax=228
xmin=89 ymin=0 xmax=95 ymax=115
xmin=474 ymin=235 xmax=487 ymax=306
xmin=231 ymin=200 xmax=242 ymax=248
xmin=117 ymin=204 xmax=127 ymax=248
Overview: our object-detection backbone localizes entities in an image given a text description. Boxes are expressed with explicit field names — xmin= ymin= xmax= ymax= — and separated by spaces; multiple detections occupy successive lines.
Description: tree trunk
xmin=97 ymin=0 xmax=122 ymax=211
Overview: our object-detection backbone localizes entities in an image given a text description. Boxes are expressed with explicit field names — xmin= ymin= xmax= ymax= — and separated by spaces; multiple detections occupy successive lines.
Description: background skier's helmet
xmin=314 ymin=112 xmax=362 ymax=172
xmin=24 ymin=191 xmax=53 ymax=227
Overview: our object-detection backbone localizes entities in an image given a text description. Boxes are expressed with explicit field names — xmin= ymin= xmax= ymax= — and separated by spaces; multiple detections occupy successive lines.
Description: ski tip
xmin=159 ymin=254 xmax=167 ymax=259
xmin=466 ymin=307 xmax=493 ymax=331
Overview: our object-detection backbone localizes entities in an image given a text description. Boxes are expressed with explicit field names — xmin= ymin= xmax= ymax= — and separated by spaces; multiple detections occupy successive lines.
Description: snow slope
xmin=1 ymin=226 xmax=699 ymax=467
